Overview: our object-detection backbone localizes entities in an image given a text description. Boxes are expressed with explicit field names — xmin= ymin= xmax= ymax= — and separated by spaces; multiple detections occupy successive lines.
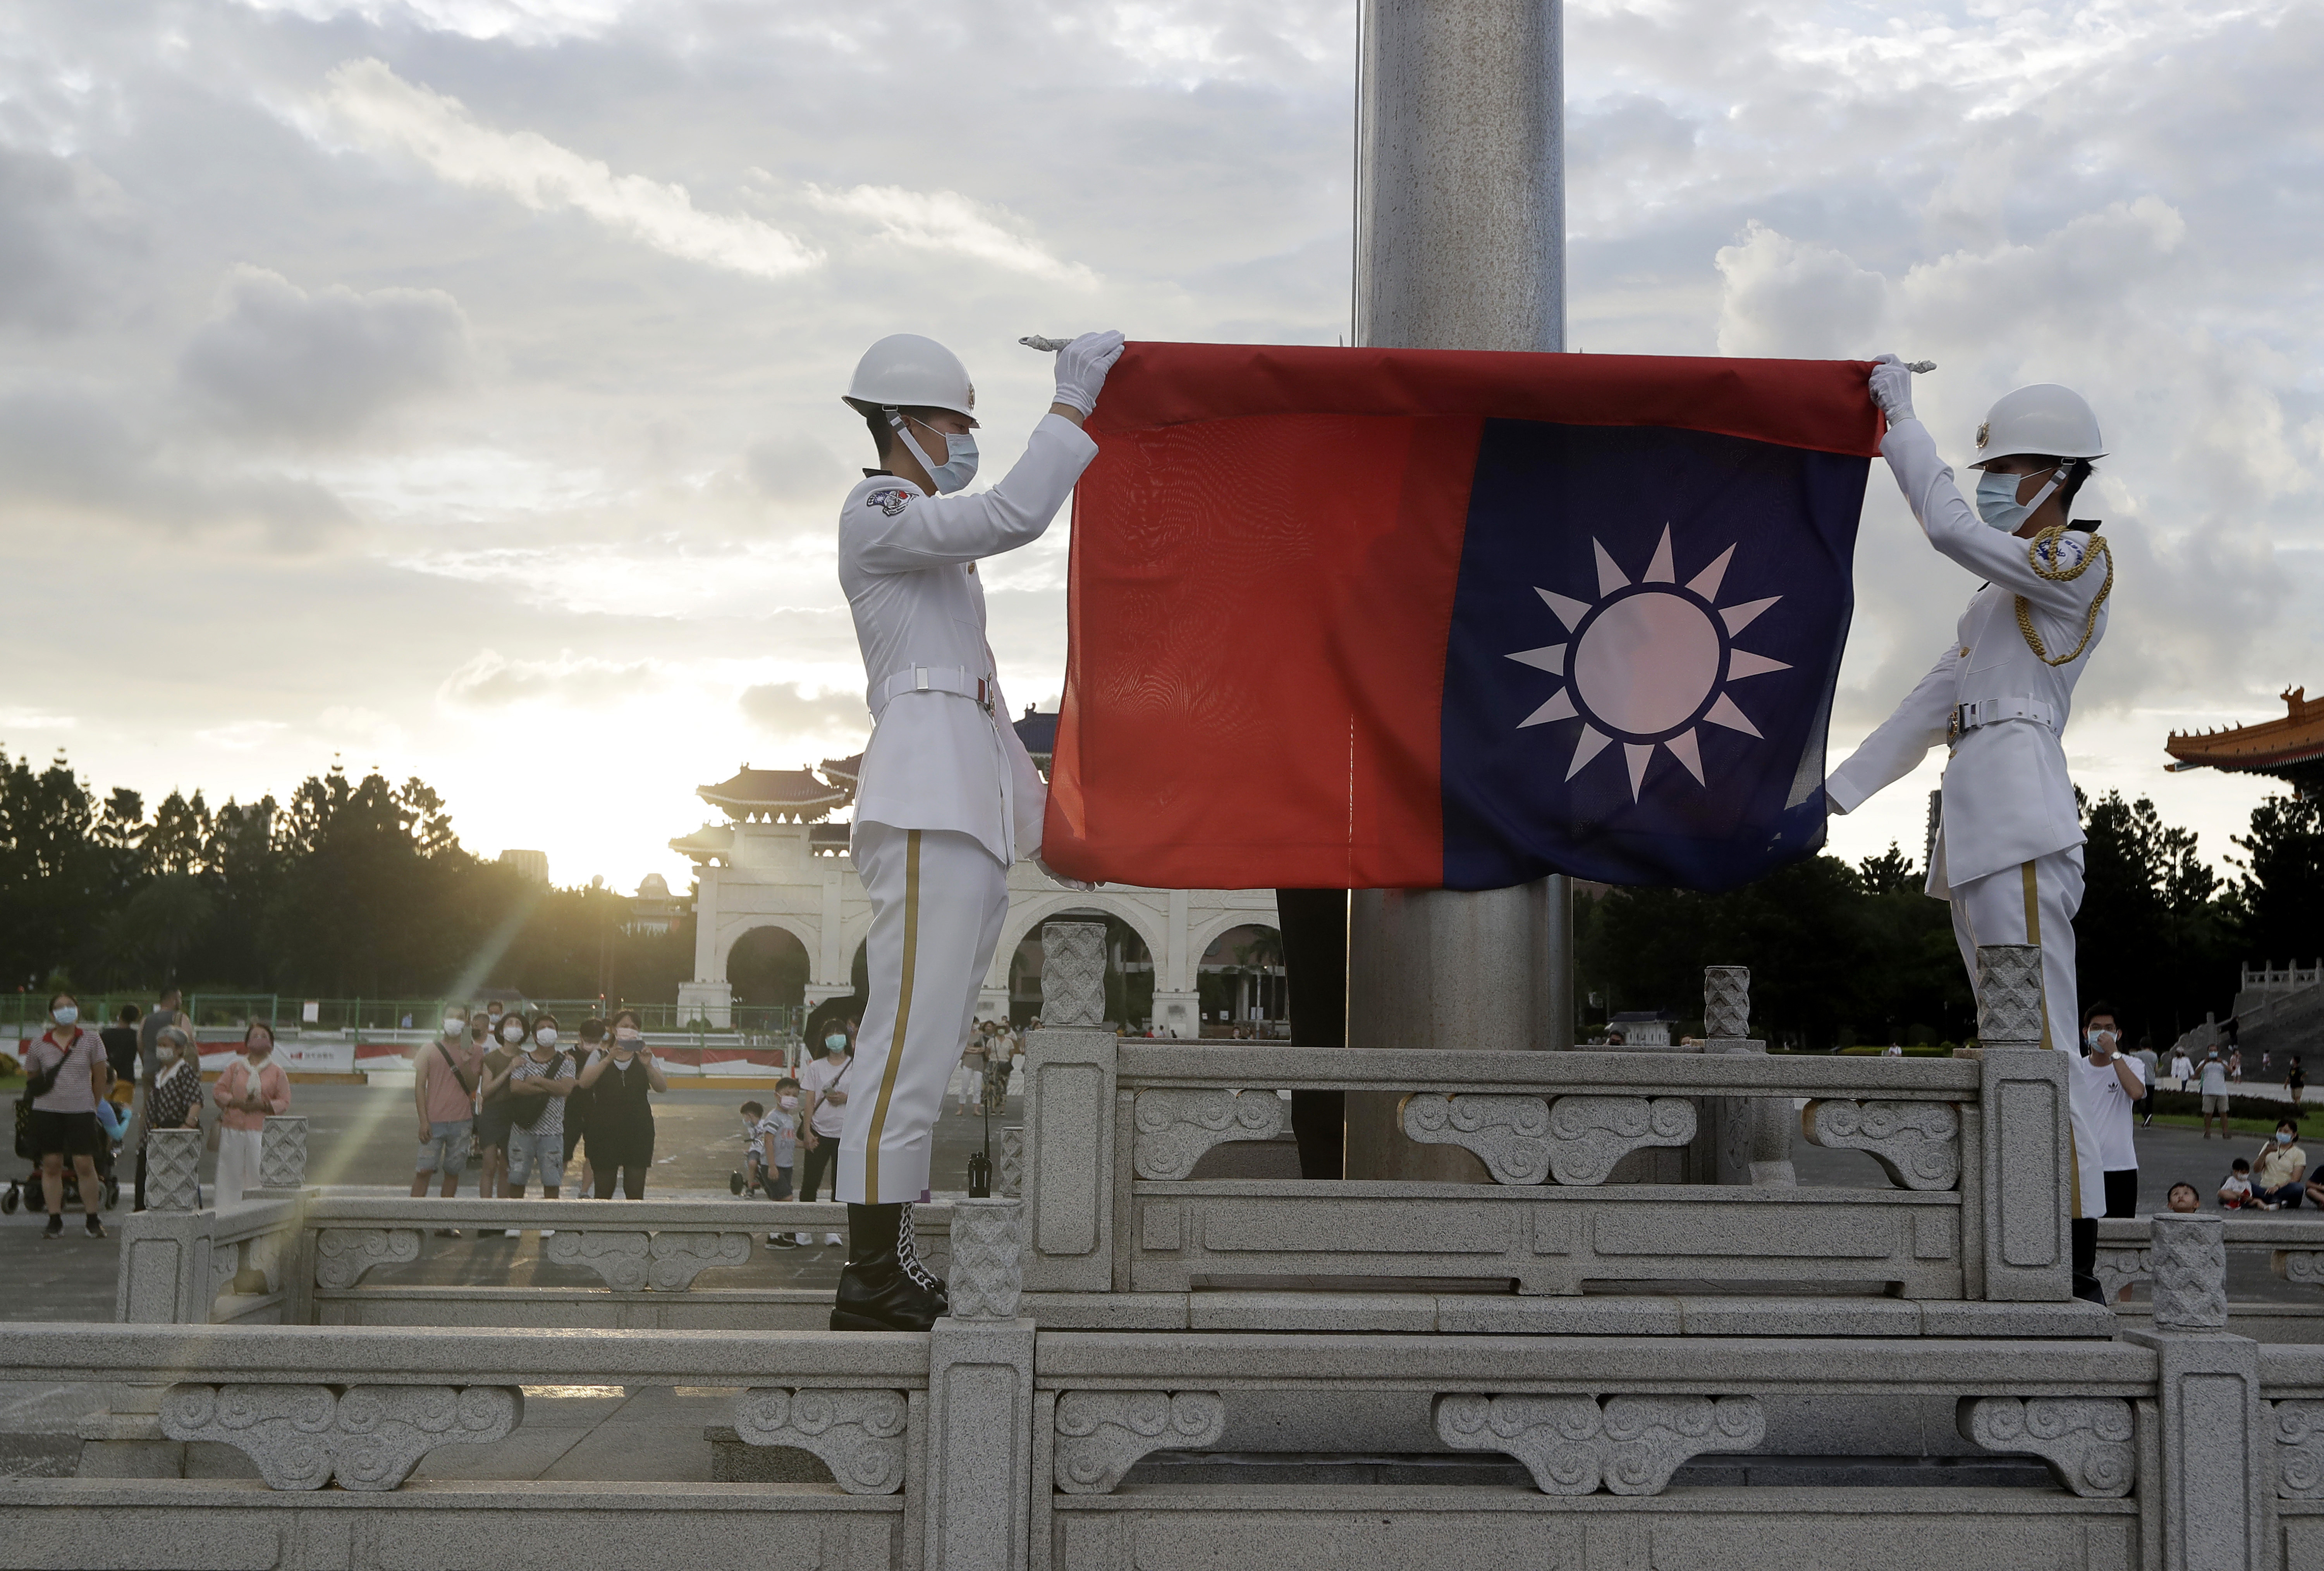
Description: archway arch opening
xmin=1198 ymin=923 xmax=1285 ymax=1038
xmin=725 ymin=924 xmax=810 ymax=1010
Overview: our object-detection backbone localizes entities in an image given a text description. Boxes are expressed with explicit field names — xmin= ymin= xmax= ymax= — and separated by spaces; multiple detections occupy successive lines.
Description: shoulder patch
xmin=864 ymin=487 xmax=912 ymax=517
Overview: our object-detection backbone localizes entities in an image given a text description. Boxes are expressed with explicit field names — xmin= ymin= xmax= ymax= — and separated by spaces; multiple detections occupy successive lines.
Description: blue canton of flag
xmin=1439 ymin=420 xmax=1869 ymax=891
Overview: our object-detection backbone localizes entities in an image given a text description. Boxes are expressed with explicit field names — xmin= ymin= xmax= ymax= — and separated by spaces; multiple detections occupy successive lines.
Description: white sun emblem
xmin=1506 ymin=525 xmax=1791 ymax=801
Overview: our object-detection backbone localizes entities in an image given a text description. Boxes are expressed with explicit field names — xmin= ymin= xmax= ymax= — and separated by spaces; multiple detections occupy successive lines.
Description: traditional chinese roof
xmin=820 ymin=754 xmax=863 ymax=790
xmin=698 ymin=765 xmax=851 ymax=822
xmin=669 ymin=822 xmax=735 ymax=863
xmin=1014 ymin=707 xmax=1057 ymax=763
xmin=2166 ymin=687 xmax=2324 ymax=792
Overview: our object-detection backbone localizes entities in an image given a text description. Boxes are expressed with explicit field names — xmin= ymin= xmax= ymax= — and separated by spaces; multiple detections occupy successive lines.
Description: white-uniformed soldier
xmin=1828 ymin=355 xmax=2116 ymax=1302
xmin=827 ymin=328 xmax=1124 ymax=1331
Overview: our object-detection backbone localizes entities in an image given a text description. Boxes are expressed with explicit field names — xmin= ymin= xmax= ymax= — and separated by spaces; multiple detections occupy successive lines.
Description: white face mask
xmin=535 ymin=1027 xmax=557 ymax=1047
xmin=778 ymin=1095 xmax=799 ymax=1110
xmin=444 ymin=1017 xmax=466 ymax=1037
xmin=52 ymin=1005 xmax=77 ymax=1026
xmin=157 ymin=1047 xmax=179 ymax=1065
xmin=893 ymin=413 xmax=978 ymax=494
xmin=502 ymin=1025 xmax=525 ymax=1043
xmin=1974 ymin=465 xmax=2061 ymax=531
xmin=825 ymin=1034 xmax=848 ymax=1053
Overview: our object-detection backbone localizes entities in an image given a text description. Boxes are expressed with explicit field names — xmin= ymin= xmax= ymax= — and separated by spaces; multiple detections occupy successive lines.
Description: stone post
xmin=1969 ymin=945 xmax=2071 ymax=1301
xmin=1344 ymin=0 xmax=1568 ymax=1179
xmin=143 ymin=1127 xmax=204 ymax=1212
xmin=1022 ymin=923 xmax=1117 ymax=1292
xmin=2123 ymin=1214 xmax=2267 ymax=1570
xmin=1703 ymin=967 xmax=1794 ymax=1186
xmin=926 ymin=1197 xmax=1035 ymax=1571
xmin=259 ymin=1115 xmax=308 ymax=1191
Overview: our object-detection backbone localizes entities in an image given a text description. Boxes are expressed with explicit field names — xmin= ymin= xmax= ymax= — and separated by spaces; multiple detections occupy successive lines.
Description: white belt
xmin=867 ymin=665 xmax=995 ymax=720
xmin=1948 ymin=696 xmax=2058 ymax=744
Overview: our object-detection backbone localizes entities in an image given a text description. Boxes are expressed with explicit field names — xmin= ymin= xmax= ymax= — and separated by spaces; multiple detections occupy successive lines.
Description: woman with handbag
xmin=212 ymin=1022 xmax=289 ymax=1205
xmin=134 ymin=1025 xmax=205 ymax=1210
xmin=26 ymin=991 xmax=109 ymax=1239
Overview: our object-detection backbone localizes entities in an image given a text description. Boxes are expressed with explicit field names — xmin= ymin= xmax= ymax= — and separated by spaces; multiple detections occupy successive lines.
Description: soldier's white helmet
xmin=1971 ymin=384 xmax=2105 ymax=469
xmin=843 ymin=334 xmax=978 ymax=424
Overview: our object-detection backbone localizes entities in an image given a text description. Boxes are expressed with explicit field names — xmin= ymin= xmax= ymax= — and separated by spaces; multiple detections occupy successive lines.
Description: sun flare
xmin=1506 ymin=526 xmax=1790 ymax=801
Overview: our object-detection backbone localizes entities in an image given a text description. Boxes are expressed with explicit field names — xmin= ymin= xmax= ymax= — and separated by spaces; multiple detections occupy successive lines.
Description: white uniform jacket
xmin=1826 ymin=418 xmax=2108 ymax=896
xmin=839 ymin=413 xmax=1099 ymax=867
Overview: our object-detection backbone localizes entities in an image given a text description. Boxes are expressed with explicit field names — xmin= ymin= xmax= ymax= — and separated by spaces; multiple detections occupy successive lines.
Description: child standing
xmin=756 ymin=1080 xmax=804 ymax=1247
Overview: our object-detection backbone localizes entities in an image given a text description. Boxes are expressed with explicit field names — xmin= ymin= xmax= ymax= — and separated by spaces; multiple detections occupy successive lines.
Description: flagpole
xmin=1343 ymin=0 xmax=1571 ymax=1182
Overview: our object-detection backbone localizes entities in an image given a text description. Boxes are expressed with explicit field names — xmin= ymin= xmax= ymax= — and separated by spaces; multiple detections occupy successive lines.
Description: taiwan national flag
xmin=1039 ymin=342 xmax=1882 ymax=892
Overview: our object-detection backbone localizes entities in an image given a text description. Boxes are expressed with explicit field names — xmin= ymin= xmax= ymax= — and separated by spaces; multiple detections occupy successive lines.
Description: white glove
xmin=1033 ymin=854 xmax=1099 ymax=893
xmin=1052 ymin=330 xmax=1126 ymax=418
xmin=1867 ymin=353 xmax=1915 ymax=424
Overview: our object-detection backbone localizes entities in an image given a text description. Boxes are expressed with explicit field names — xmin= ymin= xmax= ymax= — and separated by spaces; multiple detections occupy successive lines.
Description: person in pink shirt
xmin=212 ymin=1022 xmax=290 ymax=1205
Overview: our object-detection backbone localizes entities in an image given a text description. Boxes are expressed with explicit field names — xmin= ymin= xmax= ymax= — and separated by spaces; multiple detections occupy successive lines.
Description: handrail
xmin=1114 ymin=1043 xmax=1979 ymax=1096
xmin=0 ymin=1321 xmax=928 ymax=1386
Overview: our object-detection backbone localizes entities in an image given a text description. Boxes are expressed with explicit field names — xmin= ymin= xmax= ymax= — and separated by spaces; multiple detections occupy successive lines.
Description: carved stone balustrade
xmin=733 ymin=1387 xmax=908 ymax=1495
xmin=1434 ymin=1392 xmax=1764 ymax=1495
xmin=1132 ymin=1089 xmax=1282 ymax=1180
xmin=1801 ymin=1099 xmax=1961 ymax=1190
xmin=1540 ymin=1095 xmax=1697 ymax=1186
xmin=2274 ymin=1398 xmax=2324 ymax=1498
xmin=1957 ymin=1396 xmax=2135 ymax=1497
xmin=2274 ymin=1250 xmax=2324 ymax=1290
xmin=949 ymin=1197 xmax=1024 ymax=1320
xmin=1040 ymin=921 xmax=1107 ymax=1028
xmin=258 ymin=1116 xmax=309 ymax=1191
xmin=1401 ymin=1093 xmax=1553 ymax=1184
xmin=1000 ymin=1126 xmax=1024 ymax=1198
xmin=1053 ymin=1391 xmax=1225 ymax=1493
xmin=544 ymin=1229 xmax=753 ymax=1291
xmin=315 ymin=1229 xmax=422 ymax=1291
xmin=144 ymin=1128 xmax=204 ymax=1212
xmin=1702 ymin=965 xmax=1750 ymax=1041
xmin=2150 ymin=1214 xmax=2228 ymax=1330
xmin=160 ymin=1382 xmax=519 ymax=1490
xmin=1974 ymin=943 xmax=2045 ymax=1048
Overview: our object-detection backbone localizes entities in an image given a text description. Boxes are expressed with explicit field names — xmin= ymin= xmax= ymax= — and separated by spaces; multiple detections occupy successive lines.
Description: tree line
xmin=1576 ymin=786 xmax=2320 ymax=1053
xmin=0 ymin=748 xmax=690 ymax=1007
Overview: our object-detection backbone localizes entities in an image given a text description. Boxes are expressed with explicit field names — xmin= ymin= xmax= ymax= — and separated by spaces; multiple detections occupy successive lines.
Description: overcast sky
xmin=3 ymin=0 xmax=2318 ymax=901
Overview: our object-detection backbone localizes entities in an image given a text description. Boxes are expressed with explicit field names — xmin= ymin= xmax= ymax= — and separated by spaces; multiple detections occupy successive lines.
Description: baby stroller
xmin=3 ymin=1090 xmax=122 ymax=1214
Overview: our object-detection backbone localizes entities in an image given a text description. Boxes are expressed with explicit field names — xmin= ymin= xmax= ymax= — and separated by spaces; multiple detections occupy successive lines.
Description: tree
xmin=2229 ymin=793 xmax=2324 ymax=973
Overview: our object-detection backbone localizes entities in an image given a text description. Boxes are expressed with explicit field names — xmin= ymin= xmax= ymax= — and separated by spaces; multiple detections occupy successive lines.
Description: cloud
xmin=0 ymin=387 xmax=354 ymax=548
xmin=739 ymin=681 xmax=868 ymax=740
xmin=179 ymin=265 xmax=474 ymax=440
xmin=439 ymin=648 xmax=660 ymax=708
xmin=0 ymin=146 xmax=134 ymax=334
xmin=195 ymin=720 xmax=290 ymax=750
xmin=1714 ymin=222 xmax=1887 ymax=359
xmin=743 ymin=433 xmax=851 ymax=501
xmin=318 ymin=58 xmax=822 ymax=278
xmin=805 ymin=183 xmax=1097 ymax=286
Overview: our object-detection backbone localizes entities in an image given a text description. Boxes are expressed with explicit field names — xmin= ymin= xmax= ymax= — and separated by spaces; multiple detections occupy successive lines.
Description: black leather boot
xmin=832 ymin=1203 xmax=944 ymax=1331
xmin=2070 ymin=1217 xmax=2105 ymax=1304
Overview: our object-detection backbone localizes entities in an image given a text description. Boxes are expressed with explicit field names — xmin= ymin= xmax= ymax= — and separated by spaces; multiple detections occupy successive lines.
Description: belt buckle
xmin=1946 ymin=707 xmax=1963 ymax=745
xmin=976 ymin=677 xmax=993 ymax=716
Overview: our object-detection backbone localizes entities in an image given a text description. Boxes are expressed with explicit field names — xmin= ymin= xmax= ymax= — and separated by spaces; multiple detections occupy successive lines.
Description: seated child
xmin=2166 ymin=1182 xmax=2201 ymax=1214
xmin=2219 ymin=1158 xmax=2254 ymax=1210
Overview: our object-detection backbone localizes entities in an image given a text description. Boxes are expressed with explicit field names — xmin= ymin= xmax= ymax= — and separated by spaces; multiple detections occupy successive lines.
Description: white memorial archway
xmin=671 ymin=752 xmax=1277 ymax=1038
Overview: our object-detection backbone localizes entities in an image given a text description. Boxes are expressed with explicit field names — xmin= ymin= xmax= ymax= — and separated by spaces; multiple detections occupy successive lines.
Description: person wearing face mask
xmin=796 ymin=1030 xmax=854 ymax=1246
xmin=412 ymin=1005 xmax=482 ymax=1224
xmin=2068 ymin=1005 xmax=2145 ymax=1296
xmin=474 ymin=1012 xmax=531 ymax=1201
xmin=830 ymin=328 xmax=1127 ymax=1332
xmin=213 ymin=1022 xmax=290 ymax=1207
xmin=1830 ymin=362 xmax=2114 ymax=1300
xmin=134 ymin=1024 xmax=205 ymax=1211
xmin=2253 ymin=1119 xmax=2308 ymax=1210
xmin=27 ymin=991 xmax=110 ymax=1239
xmin=575 ymin=1010 xmax=666 ymax=1200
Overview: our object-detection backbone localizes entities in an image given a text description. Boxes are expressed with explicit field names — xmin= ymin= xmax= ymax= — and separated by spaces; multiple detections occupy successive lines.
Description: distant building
xmin=2167 ymin=685 xmax=2324 ymax=797
xmin=1607 ymin=1009 xmax=1679 ymax=1046
xmin=630 ymin=872 xmax=681 ymax=935
xmin=499 ymin=849 xmax=549 ymax=883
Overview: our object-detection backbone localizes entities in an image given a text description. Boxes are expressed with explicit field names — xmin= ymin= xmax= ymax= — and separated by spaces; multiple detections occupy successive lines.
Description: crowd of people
xmin=407 ymin=1002 xmax=670 ymax=1236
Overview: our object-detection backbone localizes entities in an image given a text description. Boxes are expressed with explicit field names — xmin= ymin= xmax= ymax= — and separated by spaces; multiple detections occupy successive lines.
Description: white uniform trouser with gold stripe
xmin=838 ymin=822 xmax=1011 ymax=1207
xmin=1945 ymin=845 xmax=2101 ymax=1219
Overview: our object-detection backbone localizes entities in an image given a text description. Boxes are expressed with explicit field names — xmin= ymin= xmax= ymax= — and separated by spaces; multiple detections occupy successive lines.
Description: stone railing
xmin=117 ymin=1194 xmax=956 ymax=1330
xmin=2097 ymin=1214 xmax=2324 ymax=1324
xmin=1020 ymin=927 xmax=2073 ymax=1316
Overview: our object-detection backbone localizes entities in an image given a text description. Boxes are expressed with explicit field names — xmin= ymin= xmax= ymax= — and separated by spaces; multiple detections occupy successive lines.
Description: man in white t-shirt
xmin=2067 ymin=1003 xmax=2145 ymax=1300
xmin=2199 ymin=1048 xmax=2231 ymax=1139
